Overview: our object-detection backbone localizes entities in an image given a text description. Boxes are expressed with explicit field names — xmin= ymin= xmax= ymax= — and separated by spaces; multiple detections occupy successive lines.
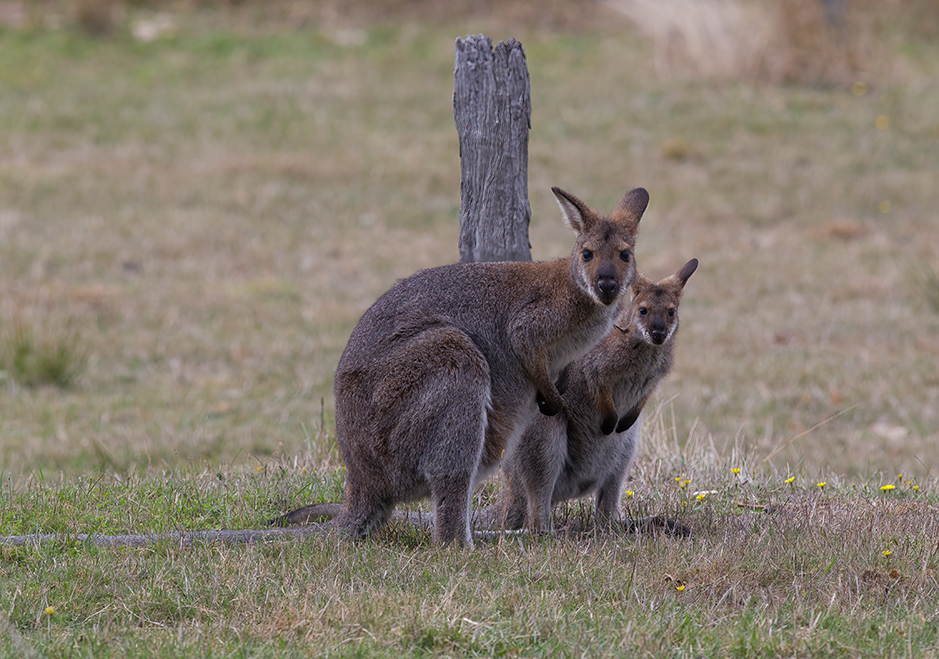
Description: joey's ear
xmin=552 ymin=187 xmax=596 ymax=235
xmin=659 ymin=258 xmax=698 ymax=291
xmin=609 ymin=187 xmax=650 ymax=226
xmin=675 ymin=258 xmax=698 ymax=286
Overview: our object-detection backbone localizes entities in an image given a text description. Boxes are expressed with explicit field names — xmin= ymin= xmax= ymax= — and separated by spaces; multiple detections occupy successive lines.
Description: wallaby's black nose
xmin=596 ymin=277 xmax=618 ymax=303
xmin=650 ymin=328 xmax=668 ymax=344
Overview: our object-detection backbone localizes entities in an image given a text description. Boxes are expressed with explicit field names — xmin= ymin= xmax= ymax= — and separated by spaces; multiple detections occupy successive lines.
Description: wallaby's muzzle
xmin=649 ymin=321 xmax=668 ymax=344
xmin=595 ymin=267 xmax=621 ymax=305
xmin=596 ymin=279 xmax=619 ymax=304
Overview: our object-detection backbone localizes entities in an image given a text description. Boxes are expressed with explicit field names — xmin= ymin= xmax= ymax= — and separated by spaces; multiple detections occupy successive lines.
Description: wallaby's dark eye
xmin=638 ymin=307 xmax=648 ymax=316
xmin=620 ymin=250 xmax=631 ymax=263
xmin=668 ymin=308 xmax=676 ymax=317
xmin=581 ymin=249 xmax=594 ymax=262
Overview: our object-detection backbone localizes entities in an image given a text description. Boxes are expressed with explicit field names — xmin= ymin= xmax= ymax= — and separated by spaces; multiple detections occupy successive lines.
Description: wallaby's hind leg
xmin=335 ymin=324 xmax=491 ymax=546
xmin=594 ymin=482 xmax=626 ymax=528
xmin=508 ymin=417 xmax=567 ymax=534
xmin=498 ymin=480 xmax=529 ymax=531
xmin=422 ymin=366 xmax=492 ymax=546
xmin=594 ymin=462 xmax=631 ymax=527
xmin=594 ymin=415 xmax=640 ymax=525
xmin=428 ymin=472 xmax=476 ymax=546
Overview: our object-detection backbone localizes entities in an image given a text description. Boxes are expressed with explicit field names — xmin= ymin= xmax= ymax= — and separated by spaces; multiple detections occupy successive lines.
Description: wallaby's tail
xmin=269 ymin=503 xmax=345 ymax=527
xmin=270 ymin=502 xmax=438 ymax=530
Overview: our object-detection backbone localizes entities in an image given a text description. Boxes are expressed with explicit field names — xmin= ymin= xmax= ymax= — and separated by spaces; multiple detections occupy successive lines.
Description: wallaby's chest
xmin=546 ymin=305 xmax=618 ymax=376
xmin=612 ymin=347 xmax=669 ymax=404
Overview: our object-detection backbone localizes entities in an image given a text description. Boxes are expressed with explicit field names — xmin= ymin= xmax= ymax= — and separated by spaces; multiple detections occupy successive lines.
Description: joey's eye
xmin=619 ymin=250 xmax=631 ymax=263
xmin=581 ymin=249 xmax=594 ymax=262
xmin=638 ymin=307 xmax=648 ymax=316
xmin=668 ymin=308 xmax=676 ymax=317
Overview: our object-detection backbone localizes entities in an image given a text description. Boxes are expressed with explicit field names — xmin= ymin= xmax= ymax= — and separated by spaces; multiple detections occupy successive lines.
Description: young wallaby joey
xmin=297 ymin=187 xmax=648 ymax=546
xmin=500 ymin=258 xmax=698 ymax=534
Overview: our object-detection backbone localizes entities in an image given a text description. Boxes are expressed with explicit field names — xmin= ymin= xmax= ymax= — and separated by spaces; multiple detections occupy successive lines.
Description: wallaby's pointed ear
xmin=609 ymin=187 xmax=650 ymax=226
xmin=661 ymin=258 xmax=698 ymax=291
xmin=552 ymin=187 xmax=595 ymax=235
xmin=676 ymin=258 xmax=699 ymax=286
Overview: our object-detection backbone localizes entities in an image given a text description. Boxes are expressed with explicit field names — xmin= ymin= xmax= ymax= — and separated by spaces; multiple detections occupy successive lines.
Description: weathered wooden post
xmin=453 ymin=35 xmax=532 ymax=263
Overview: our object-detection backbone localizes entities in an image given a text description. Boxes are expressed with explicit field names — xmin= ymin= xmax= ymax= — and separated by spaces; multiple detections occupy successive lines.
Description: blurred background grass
xmin=1 ymin=0 xmax=937 ymax=480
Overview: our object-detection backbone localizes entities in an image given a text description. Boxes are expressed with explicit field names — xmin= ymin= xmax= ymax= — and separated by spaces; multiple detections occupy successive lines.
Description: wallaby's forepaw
xmin=536 ymin=390 xmax=562 ymax=416
xmin=600 ymin=414 xmax=618 ymax=436
xmin=615 ymin=411 xmax=640 ymax=434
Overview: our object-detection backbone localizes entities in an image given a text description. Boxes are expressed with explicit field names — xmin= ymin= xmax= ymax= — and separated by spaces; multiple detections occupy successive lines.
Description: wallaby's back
xmin=331 ymin=187 xmax=649 ymax=546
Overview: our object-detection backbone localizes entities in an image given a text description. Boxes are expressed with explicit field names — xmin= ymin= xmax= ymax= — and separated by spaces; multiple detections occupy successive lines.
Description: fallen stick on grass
xmin=0 ymin=526 xmax=331 ymax=548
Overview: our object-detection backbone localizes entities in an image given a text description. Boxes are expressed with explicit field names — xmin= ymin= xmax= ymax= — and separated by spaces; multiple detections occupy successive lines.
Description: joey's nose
xmin=596 ymin=277 xmax=618 ymax=304
xmin=650 ymin=328 xmax=668 ymax=344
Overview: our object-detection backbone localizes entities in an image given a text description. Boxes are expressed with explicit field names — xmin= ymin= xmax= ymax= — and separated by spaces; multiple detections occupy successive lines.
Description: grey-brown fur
xmin=323 ymin=187 xmax=649 ymax=546
xmin=500 ymin=258 xmax=698 ymax=533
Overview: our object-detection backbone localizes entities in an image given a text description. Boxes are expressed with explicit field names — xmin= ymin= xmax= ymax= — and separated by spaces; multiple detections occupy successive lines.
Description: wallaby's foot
xmin=269 ymin=503 xmax=345 ymax=527
xmin=326 ymin=494 xmax=397 ymax=541
xmin=626 ymin=515 xmax=691 ymax=538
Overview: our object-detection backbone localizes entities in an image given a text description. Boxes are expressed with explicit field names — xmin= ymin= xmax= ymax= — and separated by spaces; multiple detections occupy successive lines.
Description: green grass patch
xmin=2 ymin=457 xmax=939 ymax=657
xmin=0 ymin=320 xmax=87 ymax=388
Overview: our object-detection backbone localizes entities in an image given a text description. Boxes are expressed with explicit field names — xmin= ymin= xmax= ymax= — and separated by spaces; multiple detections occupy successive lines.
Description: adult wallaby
xmin=499 ymin=258 xmax=698 ymax=534
xmin=285 ymin=187 xmax=648 ymax=546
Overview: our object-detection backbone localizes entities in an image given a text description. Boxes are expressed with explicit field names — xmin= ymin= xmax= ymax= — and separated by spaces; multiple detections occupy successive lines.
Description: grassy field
xmin=2 ymin=0 xmax=939 ymax=655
